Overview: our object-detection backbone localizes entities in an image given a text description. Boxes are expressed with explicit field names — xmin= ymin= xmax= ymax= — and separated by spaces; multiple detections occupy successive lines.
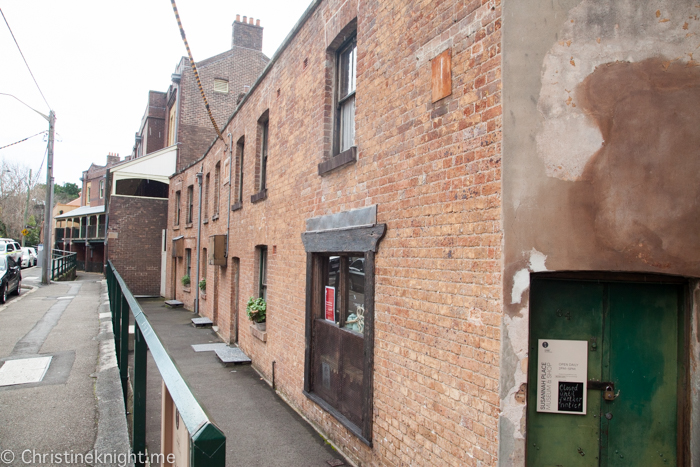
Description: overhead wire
xmin=169 ymin=0 xmax=224 ymax=143
xmin=0 ymin=8 xmax=51 ymax=111
xmin=0 ymin=130 xmax=47 ymax=150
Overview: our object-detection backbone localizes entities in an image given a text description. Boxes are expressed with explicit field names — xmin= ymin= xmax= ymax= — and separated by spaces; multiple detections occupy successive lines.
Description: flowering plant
xmin=181 ymin=275 xmax=191 ymax=287
xmin=246 ymin=297 xmax=266 ymax=323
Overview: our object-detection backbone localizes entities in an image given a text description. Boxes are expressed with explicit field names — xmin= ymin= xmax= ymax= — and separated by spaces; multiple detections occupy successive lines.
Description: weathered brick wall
xmin=176 ymin=45 xmax=269 ymax=171
xmin=168 ymin=0 xmax=502 ymax=465
xmin=108 ymin=196 xmax=167 ymax=296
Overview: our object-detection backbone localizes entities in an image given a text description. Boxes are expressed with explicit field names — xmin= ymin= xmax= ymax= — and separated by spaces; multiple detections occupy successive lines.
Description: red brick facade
xmin=167 ymin=0 xmax=502 ymax=464
xmin=107 ymin=196 xmax=168 ymax=296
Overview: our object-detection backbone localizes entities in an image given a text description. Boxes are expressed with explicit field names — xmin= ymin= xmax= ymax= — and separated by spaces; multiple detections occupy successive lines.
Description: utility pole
xmin=21 ymin=169 xmax=32 ymax=248
xmin=41 ymin=110 xmax=55 ymax=285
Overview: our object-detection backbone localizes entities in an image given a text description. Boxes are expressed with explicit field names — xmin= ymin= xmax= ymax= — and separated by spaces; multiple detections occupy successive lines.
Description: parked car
xmin=0 ymin=241 xmax=22 ymax=264
xmin=0 ymin=255 xmax=21 ymax=303
xmin=21 ymin=247 xmax=37 ymax=268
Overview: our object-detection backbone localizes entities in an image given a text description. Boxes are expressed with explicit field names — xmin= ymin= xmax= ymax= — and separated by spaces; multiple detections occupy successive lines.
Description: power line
xmin=0 ymin=130 xmax=47 ymax=150
xmin=169 ymin=0 xmax=224 ymax=143
xmin=0 ymin=8 xmax=51 ymax=110
xmin=34 ymin=146 xmax=48 ymax=185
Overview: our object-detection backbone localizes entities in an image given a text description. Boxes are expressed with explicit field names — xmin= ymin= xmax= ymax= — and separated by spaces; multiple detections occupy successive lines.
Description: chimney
xmin=232 ymin=14 xmax=263 ymax=51
xmin=106 ymin=153 xmax=120 ymax=166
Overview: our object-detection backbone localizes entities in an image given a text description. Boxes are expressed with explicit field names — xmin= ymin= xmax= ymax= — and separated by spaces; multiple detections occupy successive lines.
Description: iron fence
xmin=51 ymin=249 xmax=76 ymax=280
xmin=105 ymin=260 xmax=225 ymax=467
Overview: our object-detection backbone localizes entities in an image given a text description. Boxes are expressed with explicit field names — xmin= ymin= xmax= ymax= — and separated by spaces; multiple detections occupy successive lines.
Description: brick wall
xmin=176 ymin=46 xmax=269 ymax=171
xmin=108 ymin=196 xmax=167 ymax=296
xmin=167 ymin=0 xmax=502 ymax=465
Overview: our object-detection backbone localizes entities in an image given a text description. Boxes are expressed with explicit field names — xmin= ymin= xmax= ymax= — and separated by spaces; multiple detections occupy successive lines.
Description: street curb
xmin=93 ymin=280 xmax=134 ymax=467
xmin=0 ymin=284 xmax=38 ymax=313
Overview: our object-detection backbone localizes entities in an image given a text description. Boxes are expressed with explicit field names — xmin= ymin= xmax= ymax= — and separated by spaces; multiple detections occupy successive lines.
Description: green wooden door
xmin=526 ymin=278 xmax=683 ymax=466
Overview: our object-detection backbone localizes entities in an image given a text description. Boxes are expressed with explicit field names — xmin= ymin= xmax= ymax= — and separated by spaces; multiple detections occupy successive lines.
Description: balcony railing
xmin=106 ymin=261 xmax=225 ymax=466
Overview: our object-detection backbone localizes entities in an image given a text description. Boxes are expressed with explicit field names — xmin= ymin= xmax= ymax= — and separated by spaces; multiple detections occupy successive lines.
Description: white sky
xmin=0 ymin=0 xmax=312 ymax=186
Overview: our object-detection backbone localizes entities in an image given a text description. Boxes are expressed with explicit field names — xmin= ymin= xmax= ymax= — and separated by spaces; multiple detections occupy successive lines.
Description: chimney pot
xmin=236 ymin=14 xmax=240 ymax=22
xmin=249 ymin=17 xmax=254 ymax=24
xmin=256 ymin=19 xmax=260 ymax=27
xmin=242 ymin=16 xmax=247 ymax=23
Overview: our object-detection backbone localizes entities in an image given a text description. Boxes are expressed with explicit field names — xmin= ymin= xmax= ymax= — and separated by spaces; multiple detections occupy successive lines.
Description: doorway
xmin=526 ymin=276 xmax=686 ymax=466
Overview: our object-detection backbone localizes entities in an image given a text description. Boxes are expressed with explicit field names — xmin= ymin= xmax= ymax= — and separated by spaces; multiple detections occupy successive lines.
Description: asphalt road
xmin=0 ymin=270 xmax=130 ymax=467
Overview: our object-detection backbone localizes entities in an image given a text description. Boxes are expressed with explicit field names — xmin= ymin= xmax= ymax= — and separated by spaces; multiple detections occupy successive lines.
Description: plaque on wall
xmin=536 ymin=339 xmax=588 ymax=415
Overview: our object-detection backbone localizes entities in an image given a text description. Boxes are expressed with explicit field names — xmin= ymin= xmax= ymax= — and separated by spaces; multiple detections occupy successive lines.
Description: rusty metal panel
xmin=209 ymin=234 xmax=227 ymax=265
xmin=172 ymin=236 xmax=184 ymax=258
xmin=431 ymin=48 xmax=452 ymax=103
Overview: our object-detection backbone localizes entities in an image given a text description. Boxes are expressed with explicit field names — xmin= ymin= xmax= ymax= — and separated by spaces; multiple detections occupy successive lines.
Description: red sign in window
xmin=325 ymin=286 xmax=335 ymax=322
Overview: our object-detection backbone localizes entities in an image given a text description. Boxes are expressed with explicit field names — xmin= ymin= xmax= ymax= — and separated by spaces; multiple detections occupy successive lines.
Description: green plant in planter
xmin=199 ymin=278 xmax=206 ymax=291
xmin=246 ymin=297 xmax=266 ymax=323
xmin=181 ymin=275 xmax=191 ymax=287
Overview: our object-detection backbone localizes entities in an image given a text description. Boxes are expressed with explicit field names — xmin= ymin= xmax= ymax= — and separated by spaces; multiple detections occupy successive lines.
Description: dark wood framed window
xmin=213 ymin=162 xmax=221 ymax=218
xmin=258 ymin=246 xmax=267 ymax=301
xmin=186 ymin=185 xmax=194 ymax=224
xmin=252 ymin=112 xmax=269 ymax=203
xmin=232 ymin=137 xmax=245 ymax=210
xmin=174 ymin=191 xmax=181 ymax=226
xmin=336 ymin=36 xmax=356 ymax=154
xmin=185 ymin=248 xmax=191 ymax=280
xmin=204 ymin=173 xmax=210 ymax=220
xmin=302 ymin=222 xmax=385 ymax=445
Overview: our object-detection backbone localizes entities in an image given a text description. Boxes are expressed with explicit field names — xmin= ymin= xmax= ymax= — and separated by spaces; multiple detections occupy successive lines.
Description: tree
xmin=0 ymin=161 xmax=45 ymax=243
xmin=54 ymin=182 xmax=80 ymax=204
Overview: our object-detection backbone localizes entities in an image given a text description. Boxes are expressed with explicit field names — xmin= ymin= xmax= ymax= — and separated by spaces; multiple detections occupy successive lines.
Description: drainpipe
xmin=225 ymin=133 xmax=233 ymax=258
xmin=194 ymin=166 xmax=203 ymax=315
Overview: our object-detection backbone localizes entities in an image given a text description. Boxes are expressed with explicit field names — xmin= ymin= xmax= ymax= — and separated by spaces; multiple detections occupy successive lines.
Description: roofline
xmin=172 ymin=0 xmax=323 ymax=177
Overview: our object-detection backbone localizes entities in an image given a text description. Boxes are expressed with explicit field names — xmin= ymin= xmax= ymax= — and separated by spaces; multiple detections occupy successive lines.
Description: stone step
xmin=215 ymin=346 xmax=251 ymax=366
xmin=164 ymin=300 xmax=184 ymax=308
xmin=191 ymin=317 xmax=213 ymax=328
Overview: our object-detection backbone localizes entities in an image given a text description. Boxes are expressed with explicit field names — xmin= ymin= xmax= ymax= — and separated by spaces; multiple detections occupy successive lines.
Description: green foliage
xmin=53 ymin=182 xmax=81 ymax=205
xmin=199 ymin=278 xmax=206 ymax=291
xmin=246 ymin=297 xmax=267 ymax=323
xmin=21 ymin=215 xmax=39 ymax=247
xmin=181 ymin=275 xmax=191 ymax=286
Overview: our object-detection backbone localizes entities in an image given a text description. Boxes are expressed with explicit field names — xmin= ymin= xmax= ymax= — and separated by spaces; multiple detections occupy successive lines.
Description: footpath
xmin=0 ymin=268 xmax=348 ymax=467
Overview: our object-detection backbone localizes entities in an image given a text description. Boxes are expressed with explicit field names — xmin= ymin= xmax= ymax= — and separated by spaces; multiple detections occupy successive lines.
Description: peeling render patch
xmin=500 ymin=306 xmax=530 ymax=440
xmin=511 ymin=249 xmax=548 ymax=304
xmin=528 ymin=248 xmax=548 ymax=272
xmin=511 ymin=270 xmax=530 ymax=305
xmin=536 ymin=1 xmax=700 ymax=181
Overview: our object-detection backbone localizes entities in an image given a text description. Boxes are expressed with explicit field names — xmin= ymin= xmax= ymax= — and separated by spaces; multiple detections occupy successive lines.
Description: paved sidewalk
xmin=0 ymin=270 xmax=131 ymax=467
xmin=137 ymin=299 xmax=349 ymax=467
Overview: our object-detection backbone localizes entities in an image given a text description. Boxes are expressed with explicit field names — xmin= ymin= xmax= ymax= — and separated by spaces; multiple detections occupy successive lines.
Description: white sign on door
xmin=536 ymin=339 xmax=588 ymax=415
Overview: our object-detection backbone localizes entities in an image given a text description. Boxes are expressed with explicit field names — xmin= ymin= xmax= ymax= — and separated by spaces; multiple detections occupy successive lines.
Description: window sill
xmin=231 ymin=201 xmax=242 ymax=212
xmin=185 ymin=223 xmax=193 ymax=229
xmin=318 ymin=146 xmax=357 ymax=176
xmin=200 ymin=291 xmax=206 ymax=300
xmin=173 ymin=225 xmax=180 ymax=230
xmin=251 ymin=189 xmax=267 ymax=204
xmin=212 ymin=214 xmax=220 ymax=222
xmin=182 ymin=286 xmax=191 ymax=293
xmin=250 ymin=324 xmax=267 ymax=342
xmin=203 ymin=218 xmax=209 ymax=224
xmin=303 ymin=390 xmax=371 ymax=446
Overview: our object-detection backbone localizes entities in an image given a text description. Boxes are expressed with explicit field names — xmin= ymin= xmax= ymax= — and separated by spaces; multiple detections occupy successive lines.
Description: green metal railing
xmin=51 ymin=249 xmax=77 ymax=280
xmin=106 ymin=260 xmax=225 ymax=467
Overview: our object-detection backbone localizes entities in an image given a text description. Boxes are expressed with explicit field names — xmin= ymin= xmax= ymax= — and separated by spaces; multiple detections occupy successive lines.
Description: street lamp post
xmin=21 ymin=169 xmax=32 ymax=248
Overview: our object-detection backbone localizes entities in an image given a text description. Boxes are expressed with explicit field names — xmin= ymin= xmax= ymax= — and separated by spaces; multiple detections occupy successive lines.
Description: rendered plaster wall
xmin=500 ymin=0 xmax=700 ymax=464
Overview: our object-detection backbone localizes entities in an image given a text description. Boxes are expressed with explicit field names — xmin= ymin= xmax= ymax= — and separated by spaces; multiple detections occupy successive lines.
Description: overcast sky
xmin=0 ymin=0 xmax=312 ymax=187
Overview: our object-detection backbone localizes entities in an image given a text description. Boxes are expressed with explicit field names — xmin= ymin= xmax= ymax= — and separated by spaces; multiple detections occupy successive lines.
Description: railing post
xmin=133 ymin=324 xmax=147 ymax=467
xmin=120 ymin=292 xmax=130 ymax=406
xmin=113 ymin=281 xmax=122 ymax=368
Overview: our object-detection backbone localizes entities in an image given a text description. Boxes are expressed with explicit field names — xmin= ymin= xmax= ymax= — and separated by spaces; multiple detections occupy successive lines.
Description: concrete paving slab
xmin=214 ymin=346 xmax=251 ymax=365
xmin=191 ymin=343 xmax=228 ymax=352
xmin=0 ymin=356 xmax=52 ymax=386
xmin=191 ymin=317 xmax=213 ymax=327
